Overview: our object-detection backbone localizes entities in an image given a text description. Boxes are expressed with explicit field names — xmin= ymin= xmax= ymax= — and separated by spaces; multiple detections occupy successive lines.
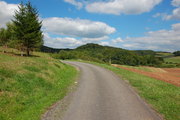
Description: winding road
xmin=43 ymin=61 xmax=163 ymax=120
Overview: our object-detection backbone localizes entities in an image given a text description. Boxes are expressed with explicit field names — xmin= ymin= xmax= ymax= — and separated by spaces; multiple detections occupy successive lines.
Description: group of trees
xmin=51 ymin=43 xmax=164 ymax=66
xmin=0 ymin=2 xmax=43 ymax=56
xmin=173 ymin=51 xmax=180 ymax=56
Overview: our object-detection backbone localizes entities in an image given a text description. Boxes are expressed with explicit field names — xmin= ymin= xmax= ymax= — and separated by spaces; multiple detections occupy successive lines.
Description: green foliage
xmin=51 ymin=43 xmax=163 ymax=66
xmin=0 ymin=28 xmax=8 ymax=46
xmin=164 ymin=56 xmax=180 ymax=64
xmin=134 ymin=50 xmax=155 ymax=56
xmin=173 ymin=51 xmax=180 ymax=56
xmin=12 ymin=1 xmax=43 ymax=56
xmin=0 ymin=23 xmax=16 ymax=53
xmin=0 ymin=23 xmax=14 ymax=45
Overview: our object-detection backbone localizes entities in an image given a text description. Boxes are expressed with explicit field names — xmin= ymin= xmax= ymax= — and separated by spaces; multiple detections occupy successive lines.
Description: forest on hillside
xmin=50 ymin=43 xmax=164 ymax=66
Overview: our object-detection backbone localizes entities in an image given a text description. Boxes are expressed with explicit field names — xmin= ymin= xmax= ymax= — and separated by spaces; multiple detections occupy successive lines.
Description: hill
xmin=40 ymin=45 xmax=72 ymax=53
xmin=51 ymin=43 xmax=163 ymax=66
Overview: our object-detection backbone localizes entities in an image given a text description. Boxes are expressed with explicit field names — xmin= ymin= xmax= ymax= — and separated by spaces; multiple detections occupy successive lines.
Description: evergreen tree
xmin=12 ymin=2 xmax=43 ymax=56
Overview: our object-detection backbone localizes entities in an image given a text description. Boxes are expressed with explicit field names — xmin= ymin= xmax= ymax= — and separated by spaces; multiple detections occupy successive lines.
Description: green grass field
xmin=81 ymin=61 xmax=179 ymax=120
xmin=0 ymin=51 xmax=78 ymax=120
xmin=164 ymin=56 xmax=180 ymax=64
xmin=155 ymin=52 xmax=174 ymax=57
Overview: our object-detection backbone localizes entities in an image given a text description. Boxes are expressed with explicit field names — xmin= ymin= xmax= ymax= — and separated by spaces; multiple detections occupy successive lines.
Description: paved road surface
xmin=61 ymin=61 xmax=162 ymax=120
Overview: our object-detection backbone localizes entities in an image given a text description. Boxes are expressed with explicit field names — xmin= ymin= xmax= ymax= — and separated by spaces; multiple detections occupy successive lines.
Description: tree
xmin=0 ymin=28 xmax=7 ymax=53
xmin=173 ymin=51 xmax=180 ymax=56
xmin=12 ymin=2 xmax=43 ymax=56
xmin=0 ymin=22 xmax=14 ymax=53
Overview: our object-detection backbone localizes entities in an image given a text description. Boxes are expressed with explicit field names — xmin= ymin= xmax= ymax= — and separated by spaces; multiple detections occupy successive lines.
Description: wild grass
xmin=80 ymin=60 xmax=180 ymax=120
xmin=164 ymin=56 xmax=180 ymax=64
xmin=0 ymin=51 xmax=78 ymax=120
xmin=155 ymin=52 xmax=173 ymax=57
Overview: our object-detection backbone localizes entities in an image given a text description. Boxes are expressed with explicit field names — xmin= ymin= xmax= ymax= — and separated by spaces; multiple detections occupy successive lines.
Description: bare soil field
xmin=112 ymin=64 xmax=180 ymax=86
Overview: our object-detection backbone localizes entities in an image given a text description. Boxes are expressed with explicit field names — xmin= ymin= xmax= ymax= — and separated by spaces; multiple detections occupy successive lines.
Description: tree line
xmin=0 ymin=2 xmax=43 ymax=56
xmin=51 ymin=43 xmax=164 ymax=66
xmin=173 ymin=51 xmax=180 ymax=56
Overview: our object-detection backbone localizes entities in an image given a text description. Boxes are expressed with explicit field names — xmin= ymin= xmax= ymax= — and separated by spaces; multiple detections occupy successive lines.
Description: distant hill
xmin=51 ymin=43 xmax=163 ymax=66
xmin=133 ymin=50 xmax=155 ymax=56
xmin=155 ymin=52 xmax=174 ymax=58
xmin=40 ymin=45 xmax=72 ymax=53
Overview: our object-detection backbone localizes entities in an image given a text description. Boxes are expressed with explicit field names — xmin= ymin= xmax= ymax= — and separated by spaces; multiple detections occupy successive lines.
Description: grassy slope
xmin=164 ymin=56 xmax=180 ymax=63
xmin=0 ymin=52 xmax=77 ymax=120
xmin=155 ymin=52 xmax=173 ymax=57
xmin=81 ymin=61 xmax=179 ymax=120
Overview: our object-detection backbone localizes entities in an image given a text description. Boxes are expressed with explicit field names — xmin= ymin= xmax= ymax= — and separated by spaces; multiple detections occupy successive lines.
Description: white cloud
xmin=82 ymin=36 xmax=109 ymax=42
xmin=99 ymin=41 xmax=110 ymax=46
xmin=172 ymin=0 xmax=180 ymax=7
xmin=172 ymin=23 xmax=180 ymax=31
xmin=86 ymin=0 xmax=162 ymax=15
xmin=0 ymin=1 xmax=18 ymax=27
xmin=112 ymin=37 xmax=123 ymax=43
xmin=43 ymin=33 xmax=109 ymax=48
xmin=43 ymin=33 xmax=83 ymax=48
xmin=64 ymin=0 xmax=83 ymax=9
xmin=121 ymin=23 xmax=180 ymax=52
xmin=163 ymin=7 xmax=180 ymax=20
xmin=154 ymin=0 xmax=180 ymax=20
xmin=43 ymin=17 xmax=116 ymax=38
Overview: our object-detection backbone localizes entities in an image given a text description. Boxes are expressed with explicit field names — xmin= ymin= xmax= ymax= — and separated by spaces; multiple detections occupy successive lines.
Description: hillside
xmin=0 ymin=49 xmax=77 ymax=120
xmin=51 ymin=43 xmax=163 ymax=66
xmin=40 ymin=45 xmax=72 ymax=53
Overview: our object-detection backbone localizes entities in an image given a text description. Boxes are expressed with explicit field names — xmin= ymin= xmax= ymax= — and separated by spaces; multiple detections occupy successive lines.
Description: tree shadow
xmin=14 ymin=53 xmax=40 ymax=57
xmin=0 ymin=50 xmax=40 ymax=57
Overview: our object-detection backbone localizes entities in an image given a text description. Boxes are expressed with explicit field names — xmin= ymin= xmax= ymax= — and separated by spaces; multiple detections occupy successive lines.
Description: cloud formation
xmin=85 ymin=0 xmax=162 ymax=15
xmin=172 ymin=0 xmax=180 ymax=7
xmin=64 ymin=0 xmax=83 ymax=9
xmin=0 ymin=1 xmax=18 ymax=27
xmin=43 ymin=33 xmax=83 ymax=48
xmin=154 ymin=0 xmax=180 ymax=20
xmin=120 ymin=23 xmax=180 ymax=52
xmin=43 ymin=17 xmax=116 ymax=38
xmin=43 ymin=32 xmax=109 ymax=48
xmin=163 ymin=7 xmax=180 ymax=20
xmin=112 ymin=37 xmax=123 ymax=43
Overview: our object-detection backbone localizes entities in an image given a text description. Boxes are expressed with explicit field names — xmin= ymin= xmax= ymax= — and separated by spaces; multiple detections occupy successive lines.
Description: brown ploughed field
xmin=112 ymin=64 xmax=180 ymax=87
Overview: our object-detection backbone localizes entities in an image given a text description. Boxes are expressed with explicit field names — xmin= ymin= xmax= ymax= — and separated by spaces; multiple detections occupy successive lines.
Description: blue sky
xmin=0 ymin=0 xmax=180 ymax=51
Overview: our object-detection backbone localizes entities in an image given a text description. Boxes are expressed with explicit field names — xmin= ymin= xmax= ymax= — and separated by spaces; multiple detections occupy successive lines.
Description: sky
xmin=0 ymin=0 xmax=180 ymax=52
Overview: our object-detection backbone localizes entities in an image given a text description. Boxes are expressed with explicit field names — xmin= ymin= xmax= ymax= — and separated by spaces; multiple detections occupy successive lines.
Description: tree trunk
xmin=21 ymin=51 xmax=23 ymax=56
xmin=2 ymin=45 xmax=6 ymax=53
xmin=26 ymin=48 xmax=30 ymax=56
xmin=109 ymin=58 xmax=111 ymax=64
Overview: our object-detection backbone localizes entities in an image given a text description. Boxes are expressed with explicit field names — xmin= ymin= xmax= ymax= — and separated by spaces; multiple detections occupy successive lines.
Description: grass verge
xmin=78 ymin=60 xmax=180 ymax=120
xmin=0 ymin=52 xmax=78 ymax=120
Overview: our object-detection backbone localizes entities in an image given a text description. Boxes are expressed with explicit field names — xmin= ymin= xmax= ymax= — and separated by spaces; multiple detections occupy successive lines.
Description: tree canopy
xmin=12 ymin=1 xmax=43 ymax=56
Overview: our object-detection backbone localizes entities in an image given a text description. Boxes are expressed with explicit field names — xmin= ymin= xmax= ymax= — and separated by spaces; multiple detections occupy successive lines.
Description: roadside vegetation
xmin=0 ymin=48 xmax=77 ymax=120
xmin=80 ymin=60 xmax=180 ymax=120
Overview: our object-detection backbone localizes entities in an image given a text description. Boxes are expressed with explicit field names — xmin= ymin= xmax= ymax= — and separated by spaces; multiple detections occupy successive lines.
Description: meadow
xmin=0 ymin=49 xmax=78 ymax=120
